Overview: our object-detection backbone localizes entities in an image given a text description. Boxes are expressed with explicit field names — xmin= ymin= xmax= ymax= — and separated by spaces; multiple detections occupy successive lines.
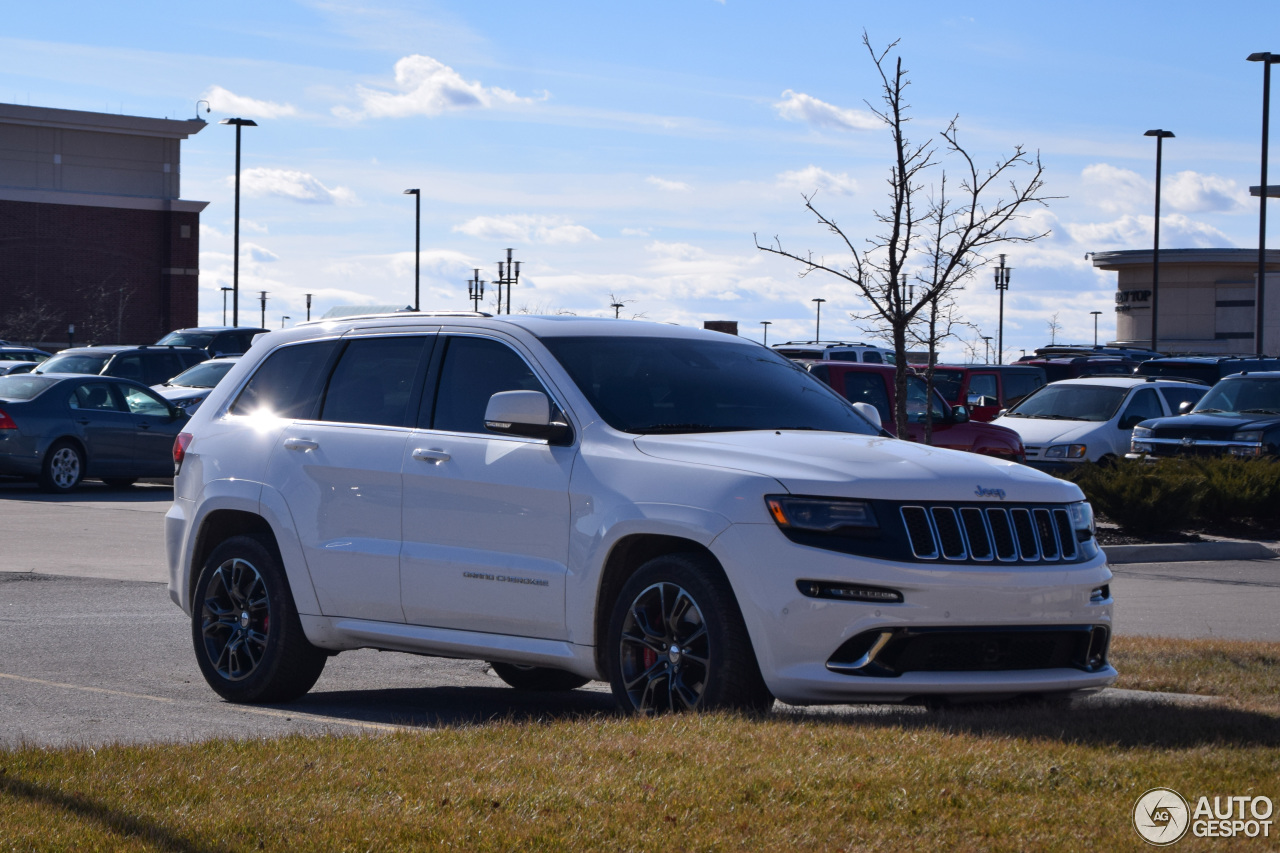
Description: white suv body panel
xmin=168 ymin=316 xmax=1117 ymax=704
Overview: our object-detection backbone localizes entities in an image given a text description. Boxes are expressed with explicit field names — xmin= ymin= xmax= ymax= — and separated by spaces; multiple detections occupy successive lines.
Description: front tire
xmin=606 ymin=553 xmax=773 ymax=714
xmin=39 ymin=441 xmax=83 ymax=493
xmin=191 ymin=535 xmax=327 ymax=703
xmin=489 ymin=662 xmax=590 ymax=691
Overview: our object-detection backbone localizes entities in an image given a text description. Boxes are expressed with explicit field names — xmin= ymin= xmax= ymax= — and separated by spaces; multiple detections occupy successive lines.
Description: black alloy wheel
xmin=606 ymin=553 xmax=773 ymax=715
xmin=191 ymin=535 xmax=327 ymax=703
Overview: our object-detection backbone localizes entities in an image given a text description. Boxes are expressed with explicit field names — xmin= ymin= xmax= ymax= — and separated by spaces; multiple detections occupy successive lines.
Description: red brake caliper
xmin=642 ymin=647 xmax=657 ymax=670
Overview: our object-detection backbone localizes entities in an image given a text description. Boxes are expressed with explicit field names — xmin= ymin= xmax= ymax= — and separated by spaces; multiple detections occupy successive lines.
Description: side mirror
xmin=1178 ymin=400 xmax=1195 ymax=414
xmin=951 ymin=405 xmax=970 ymax=423
xmin=851 ymin=401 xmax=883 ymax=431
xmin=484 ymin=390 xmax=571 ymax=443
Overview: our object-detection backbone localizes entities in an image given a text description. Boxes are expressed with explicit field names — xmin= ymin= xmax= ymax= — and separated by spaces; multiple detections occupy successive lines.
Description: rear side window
xmin=841 ymin=372 xmax=892 ymax=424
xmin=1160 ymin=385 xmax=1207 ymax=414
xmin=829 ymin=351 xmax=859 ymax=362
xmin=109 ymin=354 xmax=147 ymax=383
xmin=969 ymin=374 xmax=998 ymax=400
xmin=430 ymin=337 xmax=550 ymax=434
xmin=231 ymin=341 xmax=338 ymax=419
xmin=320 ymin=336 xmax=430 ymax=427
xmin=1002 ymin=372 xmax=1043 ymax=402
xmin=862 ymin=351 xmax=883 ymax=364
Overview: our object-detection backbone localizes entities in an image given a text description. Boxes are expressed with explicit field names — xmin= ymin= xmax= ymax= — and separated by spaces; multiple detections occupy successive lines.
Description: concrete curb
xmin=1103 ymin=539 xmax=1280 ymax=564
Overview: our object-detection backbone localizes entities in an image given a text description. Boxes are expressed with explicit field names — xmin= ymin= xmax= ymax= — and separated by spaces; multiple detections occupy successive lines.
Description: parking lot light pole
xmin=611 ymin=302 xmax=625 ymax=318
xmin=1091 ymin=310 xmax=1103 ymax=346
xmin=403 ymin=189 xmax=420 ymax=311
xmin=1144 ymin=129 xmax=1174 ymax=352
xmin=280 ymin=315 xmax=290 ymax=329
xmin=218 ymin=118 xmax=257 ymax=326
xmin=220 ymin=286 xmax=232 ymax=325
xmin=258 ymin=291 xmax=268 ymax=329
xmin=305 ymin=293 xmax=312 ymax=322
xmin=761 ymin=320 xmax=772 ymax=346
xmin=982 ymin=336 xmax=993 ymax=364
xmin=812 ymin=298 xmax=826 ymax=341
xmin=467 ymin=269 xmax=485 ymax=311
xmin=1248 ymin=53 xmax=1280 ymax=355
xmin=993 ymin=255 xmax=1011 ymax=364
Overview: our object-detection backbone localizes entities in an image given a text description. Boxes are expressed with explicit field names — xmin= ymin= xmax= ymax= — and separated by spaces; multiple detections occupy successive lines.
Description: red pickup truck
xmin=808 ymin=362 xmax=1026 ymax=463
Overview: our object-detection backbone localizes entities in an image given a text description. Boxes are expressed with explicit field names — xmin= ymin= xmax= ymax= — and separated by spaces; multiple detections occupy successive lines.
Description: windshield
xmin=1005 ymin=384 xmax=1129 ymax=422
xmin=930 ymin=370 xmax=964 ymax=401
xmin=1194 ymin=378 xmax=1280 ymax=415
xmin=0 ymin=351 xmax=46 ymax=362
xmin=0 ymin=375 xmax=58 ymax=401
xmin=166 ymin=360 xmax=237 ymax=388
xmin=542 ymin=336 xmax=880 ymax=435
xmin=157 ymin=332 xmax=214 ymax=348
xmin=34 ymin=353 xmax=110 ymax=375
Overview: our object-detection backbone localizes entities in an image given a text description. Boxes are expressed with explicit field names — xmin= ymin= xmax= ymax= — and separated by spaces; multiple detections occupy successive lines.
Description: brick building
xmin=0 ymin=103 xmax=208 ymax=348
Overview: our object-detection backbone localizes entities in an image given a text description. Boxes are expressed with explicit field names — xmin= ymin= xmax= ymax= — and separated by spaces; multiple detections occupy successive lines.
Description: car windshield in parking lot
xmin=163 ymin=360 xmax=237 ymax=389
xmin=1004 ymin=383 xmax=1129 ymax=422
xmin=1194 ymin=377 xmax=1280 ymax=415
xmin=541 ymin=335 xmax=879 ymax=435
xmin=157 ymin=331 xmax=215 ymax=348
xmin=0 ymin=375 xmax=59 ymax=401
xmin=35 ymin=353 xmax=110 ymax=374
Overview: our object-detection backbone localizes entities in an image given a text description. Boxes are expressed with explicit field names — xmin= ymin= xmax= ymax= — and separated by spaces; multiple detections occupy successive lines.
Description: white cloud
xmin=334 ymin=54 xmax=537 ymax=120
xmin=202 ymin=85 xmax=299 ymax=120
xmin=237 ymin=168 xmax=356 ymax=205
xmin=1080 ymin=163 xmax=1148 ymax=214
xmin=777 ymin=165 xmax=858 ymax=196
xmin=246 ymin=244 xmax=279 ymax=263
xmin=1165 ymin=171 xmax=1247 ymax=213
xmin=453 ymin=214 xmax=599 ymax=245
xmin=1065 ymin=213 xmax=1234 ymax=249
xmin=621 ymin=228 xmax=650 ymax=237
xmin=646 ymin=176 xmax=691 ymax=192
xmin=774 ymin=90 xmax=879 ymax=131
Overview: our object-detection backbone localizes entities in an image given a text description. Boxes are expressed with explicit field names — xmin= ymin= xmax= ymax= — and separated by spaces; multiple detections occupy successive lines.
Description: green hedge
xmin=1062 ymin=457 xmax=1280 ymax=535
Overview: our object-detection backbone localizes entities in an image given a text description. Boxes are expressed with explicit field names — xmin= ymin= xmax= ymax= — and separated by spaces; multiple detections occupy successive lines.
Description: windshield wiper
xmin=1021 ymin=414 xmax=1082 ymax=421
xmin=1194 ymin=408 xmax=1224 ymax=414
xmin=1237 ymin=409 xmax=1280 ymax=415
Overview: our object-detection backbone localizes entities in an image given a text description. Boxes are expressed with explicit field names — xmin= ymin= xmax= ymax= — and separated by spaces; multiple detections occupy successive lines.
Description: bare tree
xmin=756 ymin=33 xmax=1054 ymax=436
xmin=0 ymin=288 xmax=60 ymax=345
xmin=1046 ymin=311 xmax=1062 ymax=346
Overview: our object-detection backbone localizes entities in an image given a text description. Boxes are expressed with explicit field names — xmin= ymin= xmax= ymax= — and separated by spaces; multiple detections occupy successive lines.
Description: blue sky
xmin=2 ymin=1 xmax=1275 ymax=357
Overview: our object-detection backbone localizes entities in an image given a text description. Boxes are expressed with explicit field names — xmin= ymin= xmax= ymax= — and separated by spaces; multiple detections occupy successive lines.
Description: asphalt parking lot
xmin=2 ymin=478 xmax=1278 ymax=747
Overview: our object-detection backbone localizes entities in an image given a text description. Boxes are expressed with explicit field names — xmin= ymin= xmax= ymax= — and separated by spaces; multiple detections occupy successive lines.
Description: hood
xmin=990 ymin=416 xmax=1103 ymax=446
xmin=1150 ymin=412 xmax=1275 ymax=431
xmin=633 ymin=430 xmax=1079 ymax=504
xmin=153 ymin=385 xmax=209 ymax=403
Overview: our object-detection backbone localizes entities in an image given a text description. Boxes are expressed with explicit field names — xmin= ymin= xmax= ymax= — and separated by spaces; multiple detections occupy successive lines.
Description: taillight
xmin=0 ymin=409 xmax=16 ymax=430
xmin=173 ymin=432 xmax=193 ymax=472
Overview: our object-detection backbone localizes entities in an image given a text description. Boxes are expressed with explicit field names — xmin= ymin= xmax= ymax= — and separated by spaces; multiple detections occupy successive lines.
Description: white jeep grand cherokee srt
xmin=165 ymin=314 xmax=1115 ymax=712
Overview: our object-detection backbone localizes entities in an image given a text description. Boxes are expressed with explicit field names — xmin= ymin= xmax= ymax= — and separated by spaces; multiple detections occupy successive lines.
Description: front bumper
xmin=711 ymin=523 xmax=1116 ymax=705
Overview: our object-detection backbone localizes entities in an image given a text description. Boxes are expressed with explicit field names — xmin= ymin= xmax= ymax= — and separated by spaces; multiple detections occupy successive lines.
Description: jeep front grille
xmin=900 ymin=505 xmax=1079 ymax=563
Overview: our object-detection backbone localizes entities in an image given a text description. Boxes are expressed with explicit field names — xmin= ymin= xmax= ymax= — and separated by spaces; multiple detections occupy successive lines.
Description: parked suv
xmin=930 ymin=364 xmax=1046 ymax=422
xmin=772 ymin=340 xmax=897 ymax=364
xmin=1019 ymin=356 xmax=1140 ymax=383
xmin=35 ymin=345 xmax=206 ymax=386
xmin=1136 ymin=355 xmax=1280 ymax=385
xmin=157 ymin=326 xmax=268 ymax=358
xmin=808 ymin=362 xmax=1026 ymax=462
xmin=167 ymin=315 xmax=1114 ymax=712
xmin=1130 ymin=371 xmax=1280 ymax=459
xmin=992 ymin=376 xmax=1207 ymax=471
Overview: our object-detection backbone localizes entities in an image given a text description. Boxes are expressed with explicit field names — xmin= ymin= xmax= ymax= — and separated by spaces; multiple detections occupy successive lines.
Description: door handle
xmin=139 ymin=422 xmax=152 ymax=430
xmin=284 ymin=438 xmax=319 ymax=452
xmin=412 ymin=448 xmax=451 ymax=464
xmin=76 ymin=418 xmax=90 ymax=425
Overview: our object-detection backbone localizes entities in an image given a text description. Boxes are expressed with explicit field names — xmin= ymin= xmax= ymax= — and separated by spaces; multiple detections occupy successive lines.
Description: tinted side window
xmin=70 ymin=382 xmax=125 ymax=412
xmin=109 ymin=355 xmax=146 ymax=383
xmin=862 ymin=351 xmax=883 ymax=364
xmin=1160 ymin=386 xmax=1207 ymax=413
xmin=841 ymin=372 xmax=892 ymax=424
xmin=969 ymin=374 xmax=998 ymax=399
xmin=431 ymin=337 xmax=549 ymax=434
xmin=1122 ymin=388 xmax=1163 ymax=424
xmin=231 ymin=341 xmax=338 ymax=419
xmin=320 ymin=336 xmax=429 ymax=427
xmin=1003 ymin=373 xmax=1043 ymax=402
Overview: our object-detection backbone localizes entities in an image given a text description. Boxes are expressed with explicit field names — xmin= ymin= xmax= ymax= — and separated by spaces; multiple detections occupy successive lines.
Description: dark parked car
xmin=1020 ymin=356 xmax=1140 ymax=383
xmin=34 ymin=345 xmax=207 ymax=386
xmin=152 ymin=357 xmax=240 ymax=413
xmin=1136 ymin=355 xmax=1280 ymax=385
xmin=1017 ymin=344 xmax=1162 ymax=363
xmin=0 ymin=373 xmax=188 ymax=491
xmin=0 ymin=345 xmax=51 ymax=365
xmin=156 ymin=326 xmax=267 ymax=357
xmin=1129 ymin=371 xmax=1280 ymax=460
xmin=807 ymin=362 xmax=1026 ymax=463
xmin=929 ymin=364 xmax=1046 ymax=422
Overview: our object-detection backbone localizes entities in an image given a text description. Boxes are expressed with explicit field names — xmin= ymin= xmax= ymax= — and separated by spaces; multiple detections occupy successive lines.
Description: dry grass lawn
xmin=2 ymin=635 xmax=1277 ymax=852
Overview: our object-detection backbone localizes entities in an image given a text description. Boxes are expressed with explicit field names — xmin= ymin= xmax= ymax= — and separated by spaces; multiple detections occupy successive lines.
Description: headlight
xmin=1044 ymin=444 xmax=1087 ymax=459
xmin=1131 ymin=426 xmax=1152 ymax=440
xmin=172 ymin=395 xmax=206 ymax=409
xmin=765 ymin=496 xmax=878 ymax=533
xmin=1234 ymin=430 xmax=1263 ymax=442
xmin=1068 ymin=501 xmax=1095 ymax=541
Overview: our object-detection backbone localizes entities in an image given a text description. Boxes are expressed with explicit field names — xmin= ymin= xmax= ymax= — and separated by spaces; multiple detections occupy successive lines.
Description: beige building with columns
xmin=1091 ymin=248 xmax=1280 ymax=355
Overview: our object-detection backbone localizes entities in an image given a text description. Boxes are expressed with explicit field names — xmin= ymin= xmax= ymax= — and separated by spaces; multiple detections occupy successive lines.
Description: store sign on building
xmin=1115 ymin=289 xmax=1152 ymax=313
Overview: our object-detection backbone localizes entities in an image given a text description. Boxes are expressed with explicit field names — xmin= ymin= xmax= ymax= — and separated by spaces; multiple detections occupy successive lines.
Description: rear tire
xmin=489 ymin=662 xmax=590 ymax=692
xmin=606 ymin=553 xmax=773 ymax=714
xmin=191 ymin=535 xmax=327 ymax=703
xmin=39 ymin=441 xmax=83 ymax=493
